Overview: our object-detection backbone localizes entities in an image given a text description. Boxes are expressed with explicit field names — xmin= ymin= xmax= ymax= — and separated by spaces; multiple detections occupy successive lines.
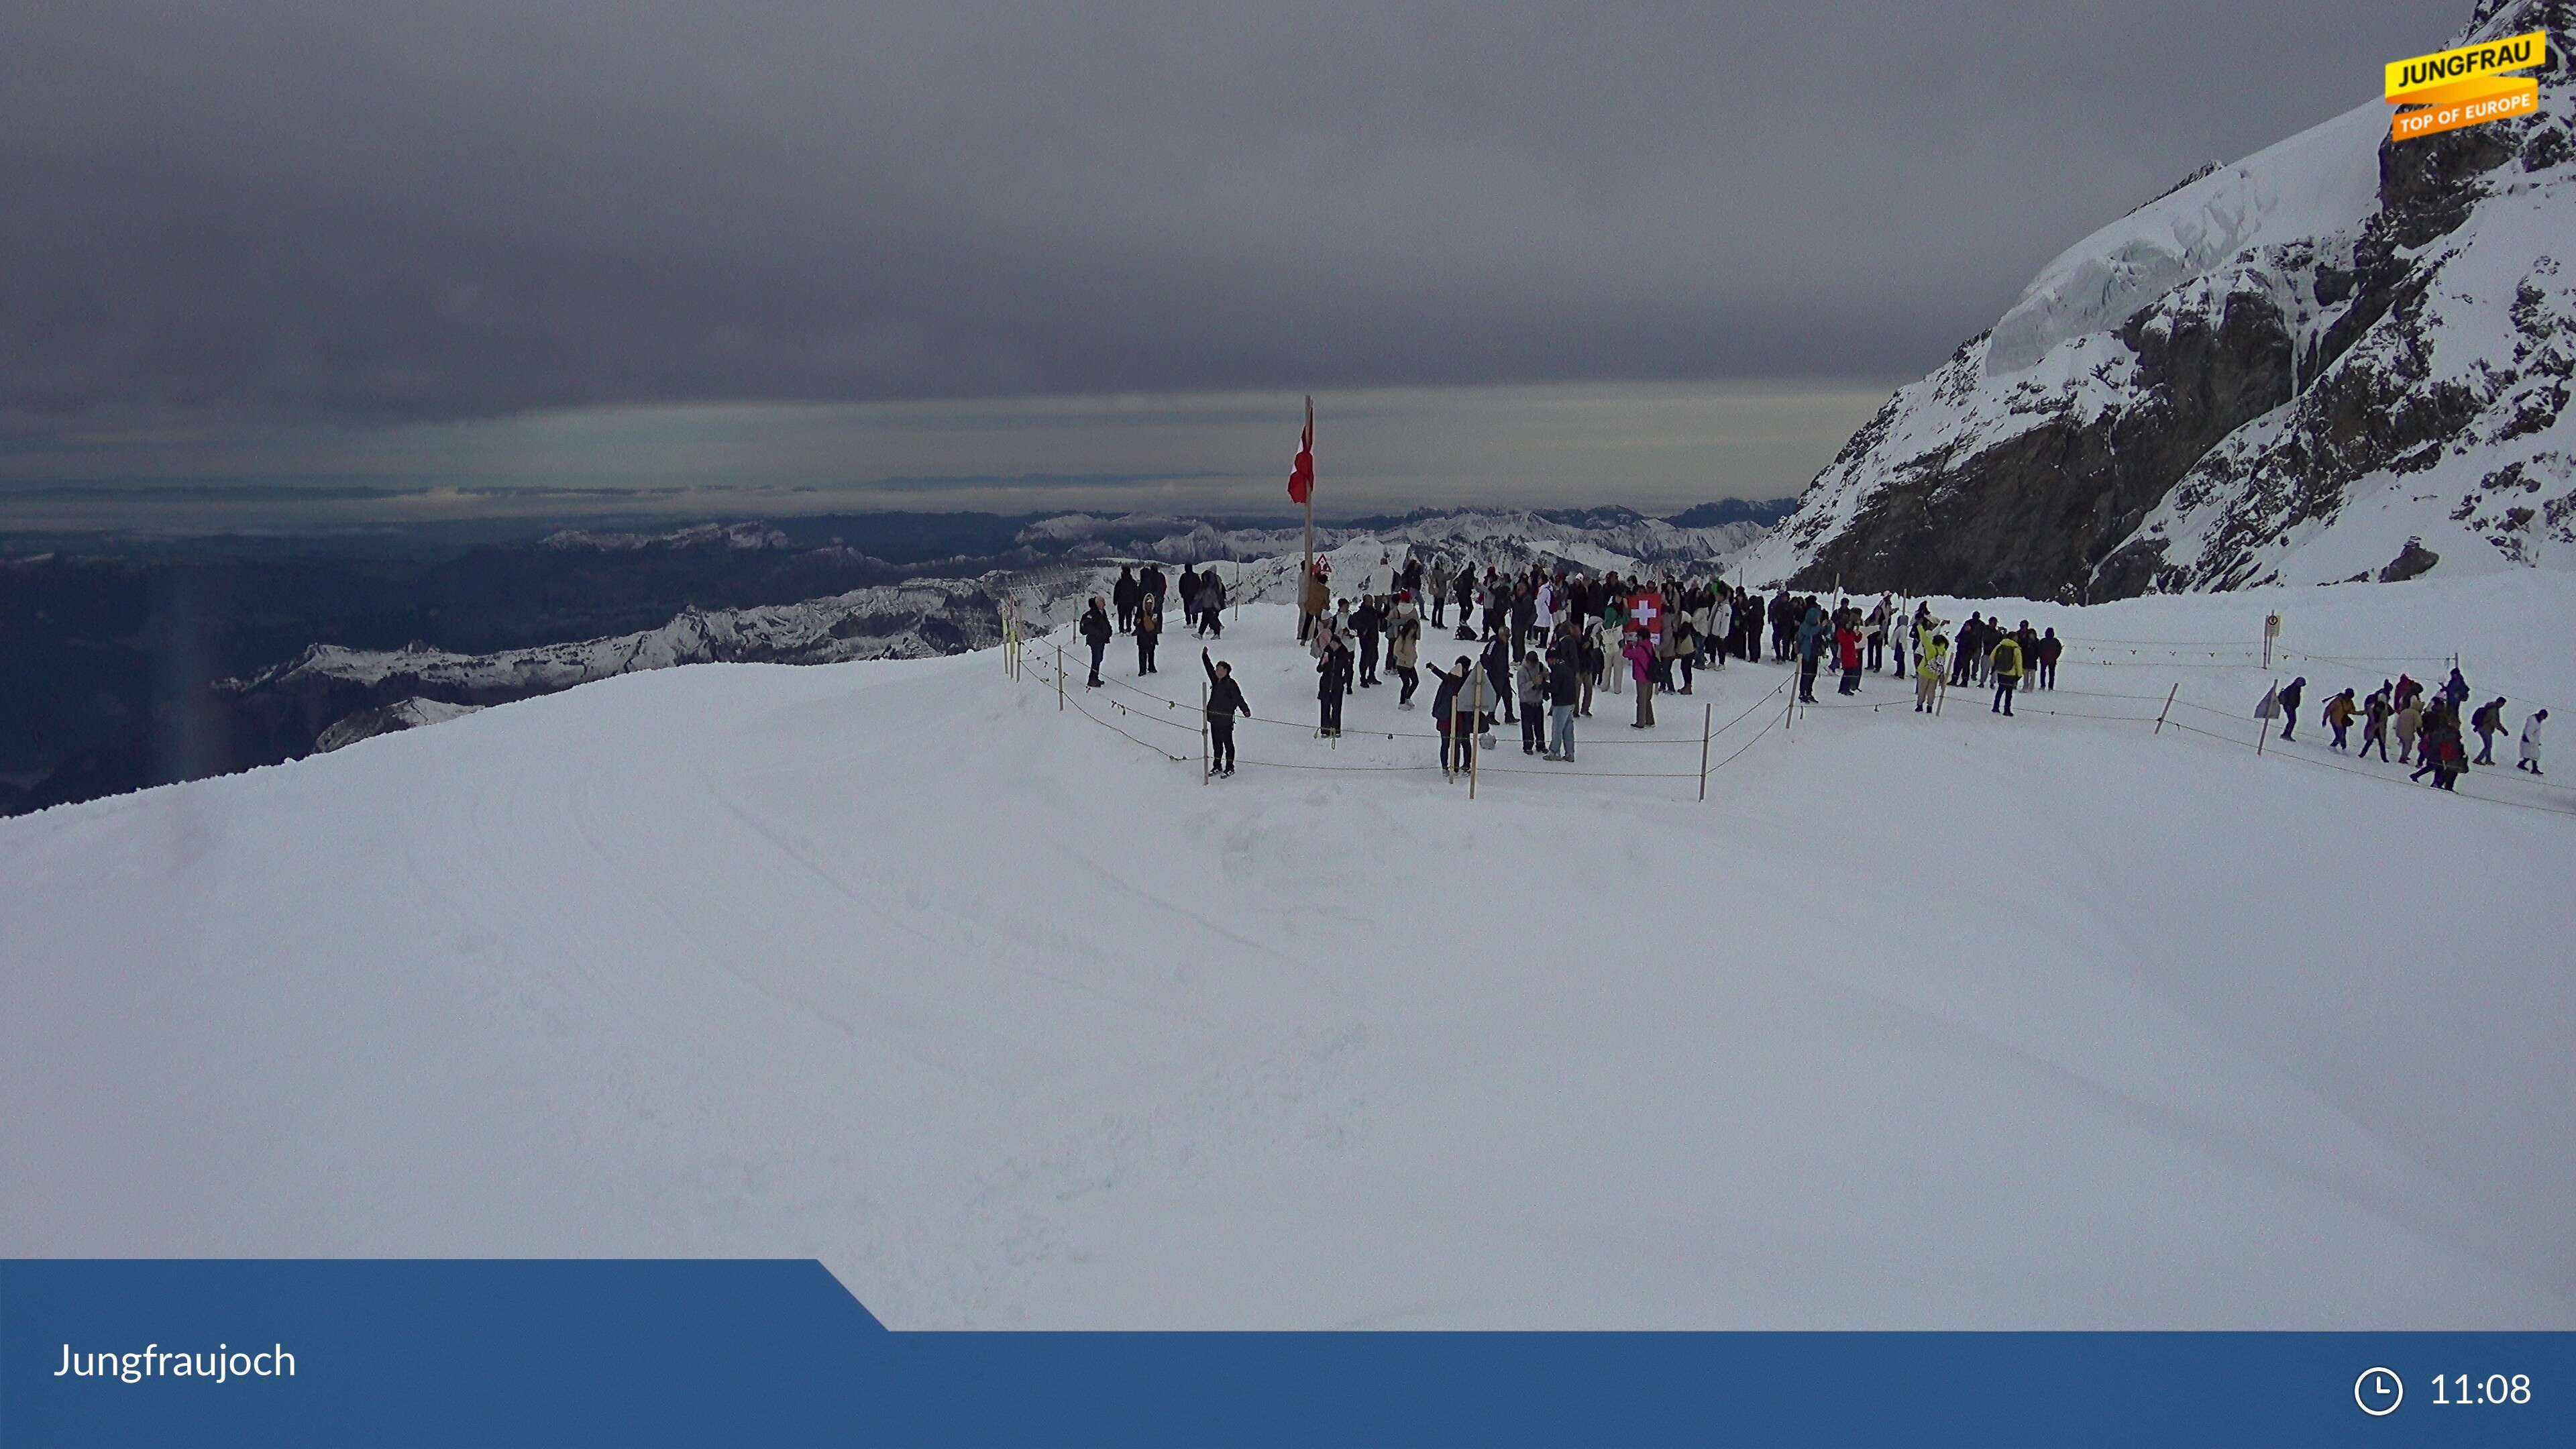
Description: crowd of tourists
xmin=1063 ymin=549 xmax=2550 ymax=791
xmin=2261 ymin=669 xmax=2544 ymax=790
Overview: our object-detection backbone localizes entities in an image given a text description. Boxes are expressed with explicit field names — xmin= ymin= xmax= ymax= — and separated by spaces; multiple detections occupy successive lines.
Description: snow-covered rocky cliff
xmin=1740 ymin=0 xmax=2575 ymax=599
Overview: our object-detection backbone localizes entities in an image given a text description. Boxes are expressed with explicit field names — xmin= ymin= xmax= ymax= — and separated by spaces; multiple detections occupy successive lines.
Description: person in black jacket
xmin=1316 ymin=631 xmax=1352 ymax=737
xmin=1544 ymin=643 xmax=1580 ymax=761
xmin=1112 ymin=568 xmax=1140 ymax=634
xmin=1352 ymin=598 xmax=1384 ymax=688
xmin=1425 ymin=655 xmax=1482 ymax=778
xmin=1079 ymin=598 xmax=1112 ymax=687
xmin=2276 ymin=676 xmax=2304 ymax=741
xmin=1201 ymin=649 xmax=1248 ymax=777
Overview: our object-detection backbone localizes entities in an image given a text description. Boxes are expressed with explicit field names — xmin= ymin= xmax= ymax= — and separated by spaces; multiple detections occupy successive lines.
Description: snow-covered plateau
xmin=5 ymin=564 xmax=2569 ymax=1328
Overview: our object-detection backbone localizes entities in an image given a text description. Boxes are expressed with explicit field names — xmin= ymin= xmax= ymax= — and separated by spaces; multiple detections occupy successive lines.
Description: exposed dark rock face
xmin=2379 ymin=538 xmax=2442 ymax=582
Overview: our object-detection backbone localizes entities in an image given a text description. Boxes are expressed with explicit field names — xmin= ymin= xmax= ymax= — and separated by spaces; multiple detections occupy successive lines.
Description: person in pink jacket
xmin=1623 ymin=633 xmax=1657 ymax=729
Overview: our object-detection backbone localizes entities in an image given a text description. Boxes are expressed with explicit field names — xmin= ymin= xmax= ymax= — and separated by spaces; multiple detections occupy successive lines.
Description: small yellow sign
xmin=2385 ymin=30 xmax=2548 ymax=142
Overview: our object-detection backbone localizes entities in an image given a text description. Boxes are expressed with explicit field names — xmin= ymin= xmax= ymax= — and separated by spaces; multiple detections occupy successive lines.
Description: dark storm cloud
xmin=2 ymin=1 xmax=2439 ymax=423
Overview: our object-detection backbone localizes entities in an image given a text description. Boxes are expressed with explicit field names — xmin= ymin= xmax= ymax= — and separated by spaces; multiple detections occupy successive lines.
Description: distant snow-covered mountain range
xmin=213 ymin=503 xmax=1790 ymax=757
xmin=1739 ymin=0 xmax=2576 ymax=600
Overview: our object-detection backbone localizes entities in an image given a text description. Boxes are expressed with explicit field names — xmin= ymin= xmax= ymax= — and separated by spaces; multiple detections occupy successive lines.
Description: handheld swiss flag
xmin=1628 ymin=590 xmax=1661 ymax=635
xmin=1287 ymin=396 xmax=1315 ymax=505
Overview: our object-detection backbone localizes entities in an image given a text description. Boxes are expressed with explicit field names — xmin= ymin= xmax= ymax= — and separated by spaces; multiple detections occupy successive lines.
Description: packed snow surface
xmin=5 ymin=574 xmax=2571 ymax=1328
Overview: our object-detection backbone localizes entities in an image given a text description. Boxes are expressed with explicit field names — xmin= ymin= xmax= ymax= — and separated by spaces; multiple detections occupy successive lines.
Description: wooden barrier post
xmin=1200 ymin=682 xmax=1210 ymax=784
xmin=2153 ymin=683 xmax=2178 ymax=735
xmin=1699 ymin=702 xmax=1712 ymax=802
xmin=2257 ymin=678 xmax=2274 ymax=755
xmin=1057 ymin=641 xmax=1065 ymax=711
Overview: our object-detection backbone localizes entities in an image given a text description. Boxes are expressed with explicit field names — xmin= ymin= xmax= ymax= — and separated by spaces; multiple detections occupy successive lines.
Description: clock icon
xmin=2355 ymin=1366 xmax=2404 ymax=1416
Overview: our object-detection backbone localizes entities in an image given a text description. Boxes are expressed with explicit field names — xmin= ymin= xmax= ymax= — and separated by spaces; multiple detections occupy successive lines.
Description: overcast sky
xmin=0 ymin=1 xmax=2447 ymax=529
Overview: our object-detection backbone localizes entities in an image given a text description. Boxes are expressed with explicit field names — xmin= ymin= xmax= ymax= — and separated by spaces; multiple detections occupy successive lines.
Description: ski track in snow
xmin=4 ymin=574 xmax=2573 ymax=1329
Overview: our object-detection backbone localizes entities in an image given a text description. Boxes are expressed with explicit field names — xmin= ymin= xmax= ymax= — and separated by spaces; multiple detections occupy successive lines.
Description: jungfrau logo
xmin=2386 ymin=30 xmax=2548 ymax=142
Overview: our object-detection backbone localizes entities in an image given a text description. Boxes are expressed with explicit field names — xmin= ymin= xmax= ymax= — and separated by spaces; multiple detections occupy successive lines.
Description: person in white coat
xmin=2519 ymin=708 xmax=2547 ymax=774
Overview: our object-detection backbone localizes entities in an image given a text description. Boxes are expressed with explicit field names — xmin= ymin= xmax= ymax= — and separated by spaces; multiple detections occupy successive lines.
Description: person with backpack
xmin=1426 ymin=655 xmax=1482 ymax=779
xmin=1079 ymin=597 xmax=1113 ymax=688
xmin=2472 ymin=697 xmax=2509 ymax=765
xmin=2520 ymin=708 xmax=2547 ymax=775
xmin=1201 ymin=649 xmax=1248 ymax=777
xmin=2275 ymin=676 xmax=2304 ymax=741
xmin=1515 ymin=648 xmax=1548 ymax=754
xmin=1988 ymin=630 xmax=2024 ymax=716
xmin=1196 ymin=568 xmax=1226 ymax=638
xmin=2323 ymin=688 xmax=2359 ymax=751
xmin=2412 ymin=702 xmax=2463 ymax=788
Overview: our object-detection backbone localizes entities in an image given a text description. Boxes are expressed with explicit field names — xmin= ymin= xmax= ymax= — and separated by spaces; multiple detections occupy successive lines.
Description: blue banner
xmin=3 ymin=1261 xmax=2568 ymax=1446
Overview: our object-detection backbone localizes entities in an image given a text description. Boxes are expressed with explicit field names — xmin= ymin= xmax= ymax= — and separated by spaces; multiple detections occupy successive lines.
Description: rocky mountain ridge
xmin=1738 ymin=0 xmax=2575 ymax=600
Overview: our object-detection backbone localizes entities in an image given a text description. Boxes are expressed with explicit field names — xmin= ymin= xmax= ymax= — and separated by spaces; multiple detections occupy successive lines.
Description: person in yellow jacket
xmin=1988 ymin=632 xmax=2025 ymax=716
xmin=1915 ymin=631 xmax=1948 ymax=714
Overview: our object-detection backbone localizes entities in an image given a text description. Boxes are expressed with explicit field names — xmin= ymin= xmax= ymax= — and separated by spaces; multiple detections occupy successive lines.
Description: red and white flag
xmin=1627 ymin=590 xmax=1661 ymax=635
xmin=1287 ymin=395 xmax=1315 ymax=505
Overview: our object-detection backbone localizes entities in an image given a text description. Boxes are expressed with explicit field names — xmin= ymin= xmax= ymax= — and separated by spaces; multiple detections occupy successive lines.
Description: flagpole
xmin=1301 ymin=394 xmax=1315 ymax=621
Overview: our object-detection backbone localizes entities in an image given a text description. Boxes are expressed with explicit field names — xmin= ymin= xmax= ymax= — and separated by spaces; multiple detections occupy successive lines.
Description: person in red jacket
xmin=1834 ymin=622 xmax=1863 ymax=695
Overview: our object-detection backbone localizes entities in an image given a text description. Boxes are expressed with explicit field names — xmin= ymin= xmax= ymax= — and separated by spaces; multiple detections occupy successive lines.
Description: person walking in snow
xmin=1201 ymin=649 xmax=1248 ymax=777
xmin=1915 ymin=632 xmax=1947 ymax=714
xmin=2442 ymin=667 xmax=2470 ymax=712
xmin=1112 ymin=566 xmax=1140 ymax=635
xmin=1515 ymin=648 xmax=1548 ymax=755
xmin=2360 ymin=686 xmax=2392 ymax=762
xmin=1988 ymin=630 xmax=2024 ymax=716
xmin=1177 ymin=564 xmax=1201 ymax=633
xmin=2519 ymin=708 xmax=2547 ymax=775
xmin=2275 ymin=676 xmax=2304 ymax=741
xmin=1196 ymin=568 xmax=1226 ymax=638
xmin=1134 ymin=595 xmax=1163 ymax=674
xmin=1426 ymin=655 xmax=1482 ymax=779
xmin=2395 ymin=695 xmax=2424 ymax=764
xmin=2471 ymin=697 xmax=2508 ymax=765
xmin=2036 ymin=628 xmax=2061 ymax=690
xmin=1080 ymin=597 xmax=1113 ymax=688
xmin=2323 ymin=688 xmax=2359 ymax=751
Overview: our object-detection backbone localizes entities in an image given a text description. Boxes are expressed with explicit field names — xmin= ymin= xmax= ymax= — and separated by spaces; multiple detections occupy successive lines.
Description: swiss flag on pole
xmin=1287 ymin=396 xmax=1316 ymax=505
